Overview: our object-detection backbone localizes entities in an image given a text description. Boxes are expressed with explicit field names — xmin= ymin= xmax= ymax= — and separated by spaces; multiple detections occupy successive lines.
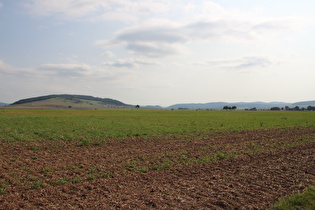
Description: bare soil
xmin=0 ymin=128 xmax=314 ymax=209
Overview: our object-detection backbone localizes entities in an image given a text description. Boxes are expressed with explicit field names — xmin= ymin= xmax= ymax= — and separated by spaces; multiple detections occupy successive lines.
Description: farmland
xmin=0 ymin=109 xmax=314 ymax=209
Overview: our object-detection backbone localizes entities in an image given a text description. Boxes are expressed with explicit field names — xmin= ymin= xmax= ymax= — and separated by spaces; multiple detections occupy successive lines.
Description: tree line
xmin=270 ymin=106 xmax=315 ymax=111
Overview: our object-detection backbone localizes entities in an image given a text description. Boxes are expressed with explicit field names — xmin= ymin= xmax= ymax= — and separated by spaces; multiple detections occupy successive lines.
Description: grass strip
xmin=272 ymin=186 xmax=315 ymax=210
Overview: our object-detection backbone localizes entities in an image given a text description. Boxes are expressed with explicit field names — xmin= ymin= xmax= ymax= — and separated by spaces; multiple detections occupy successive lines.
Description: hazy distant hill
xmin=9 ymin=94 xmax=132 ymax=109
xmin=142 ymin=105 xmax=164 ymax=109
xmin=292 ymin=100 xmax=315 ymax=106
xmin=166 ymin=101 xmax=313 ymax=110
xmin=0 ymin=102 xmax=8 ymax=107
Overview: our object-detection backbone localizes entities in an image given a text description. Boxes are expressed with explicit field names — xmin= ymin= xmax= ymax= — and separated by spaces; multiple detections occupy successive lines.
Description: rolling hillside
xmin=9 ymin=94 xmax=133 ymax=109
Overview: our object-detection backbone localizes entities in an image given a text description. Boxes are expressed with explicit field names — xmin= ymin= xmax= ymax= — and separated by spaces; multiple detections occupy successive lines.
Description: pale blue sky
xmin=0 ymin=0 xmax=314 ymax=106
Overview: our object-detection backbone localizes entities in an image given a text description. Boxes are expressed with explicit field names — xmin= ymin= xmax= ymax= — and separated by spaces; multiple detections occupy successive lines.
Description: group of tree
xmin=270 ymin=106 xmax=315 ymax=111
xmin=223 ymin=106 xmax=237 ymax=110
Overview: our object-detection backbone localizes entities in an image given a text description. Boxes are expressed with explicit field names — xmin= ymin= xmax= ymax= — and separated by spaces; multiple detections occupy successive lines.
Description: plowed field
xmin=1 ymin=128 xmax=314 ymax=209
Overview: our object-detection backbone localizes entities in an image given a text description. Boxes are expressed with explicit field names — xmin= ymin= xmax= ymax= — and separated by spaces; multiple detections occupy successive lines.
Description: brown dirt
xmin=0 ymin=128 xmax=314 ymax=209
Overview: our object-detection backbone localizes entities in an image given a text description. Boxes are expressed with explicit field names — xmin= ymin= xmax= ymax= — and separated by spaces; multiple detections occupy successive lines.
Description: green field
xmin=0 ymin=108 xmax=314 ymax=208
xmin=0 ymin=109 xmax=314 ymax=144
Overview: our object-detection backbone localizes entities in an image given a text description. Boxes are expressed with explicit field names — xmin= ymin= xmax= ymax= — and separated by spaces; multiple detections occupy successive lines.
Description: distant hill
xmin=142 ymin=105 xmax=164 ymax=109
xmin=166 ymin=101 xmax=314 ymax=110
xmin=292 ymin=100 xmax=315 ymax=107
xmin=0 ymin=102 xmax=8 ymax=107
xmin=9 ymin=94 xmax=132 ymax=109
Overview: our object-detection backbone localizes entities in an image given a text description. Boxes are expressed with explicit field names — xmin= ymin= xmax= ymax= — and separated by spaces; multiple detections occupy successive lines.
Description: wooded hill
xmin=9 ymin=94 xmax=132 ymax=109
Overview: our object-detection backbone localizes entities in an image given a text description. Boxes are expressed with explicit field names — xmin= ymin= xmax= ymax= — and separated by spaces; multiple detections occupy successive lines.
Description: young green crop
xmin=0 ymin=109 xmax=314 ymax=143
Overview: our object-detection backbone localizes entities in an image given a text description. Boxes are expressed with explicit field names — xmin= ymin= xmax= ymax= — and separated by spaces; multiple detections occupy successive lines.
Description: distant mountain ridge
xmin=292 ymin=100 xmax=315 ymax=106
xmin=166 ymin=101 xmax=315 ymax=110
xmin=0 ymin=102 xmax=8 ymax=107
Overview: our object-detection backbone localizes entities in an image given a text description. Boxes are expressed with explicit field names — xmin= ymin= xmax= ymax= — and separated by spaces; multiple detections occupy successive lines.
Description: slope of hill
xmin=9 ymin=94 xmax=132 ymax=109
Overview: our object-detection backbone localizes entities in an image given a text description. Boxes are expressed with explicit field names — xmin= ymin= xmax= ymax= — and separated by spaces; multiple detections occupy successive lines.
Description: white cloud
xmin=22 ymin=0 xmax=311 ymax=31
xmin=24 ymin=0 xmax=309 ymax=59
xmin=183 ymin=17 xmax=305 ymax=42
xmin=0 ymin=59 xmax=37 ymax=76
xmin=104 ymin=58 xmax=159 ymax=68
xmin=24 ymin=0 xmax=110 ymax=19
xmin=38 ymin=63 xmax=94 ymax=77
xmin=99 ymin=1 xmax=169 ymax=22
xmin=195 ymin=56 xmax=273 ymax=71
xmin=0 ymin=59 xmax=12 ymax=74
xmin=96 ymin=15 xmax=305 ymax=58
xmin=233 ymin=56 xmax=272 ymax=69
xmin=0 ymin=60 xmax=99 ymax=78
xmin=101 ymin=51 xmax=116 ymax=59
xmin=0 ymin=59 xmax=136 ymax=84
xmin=95 ymin=22 xmax=186 ymax=57
xmin=23 ymin=0 xmax=170 ymax=22
xmin=1 ymin=60 xmax=99 ymax=78
xmin=117 ymin=26 xmax=185 ymax=44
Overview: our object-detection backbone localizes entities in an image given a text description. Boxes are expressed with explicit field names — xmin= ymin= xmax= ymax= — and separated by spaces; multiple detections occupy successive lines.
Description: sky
xmin=0 ymin=0 xmax=314 ymax=106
